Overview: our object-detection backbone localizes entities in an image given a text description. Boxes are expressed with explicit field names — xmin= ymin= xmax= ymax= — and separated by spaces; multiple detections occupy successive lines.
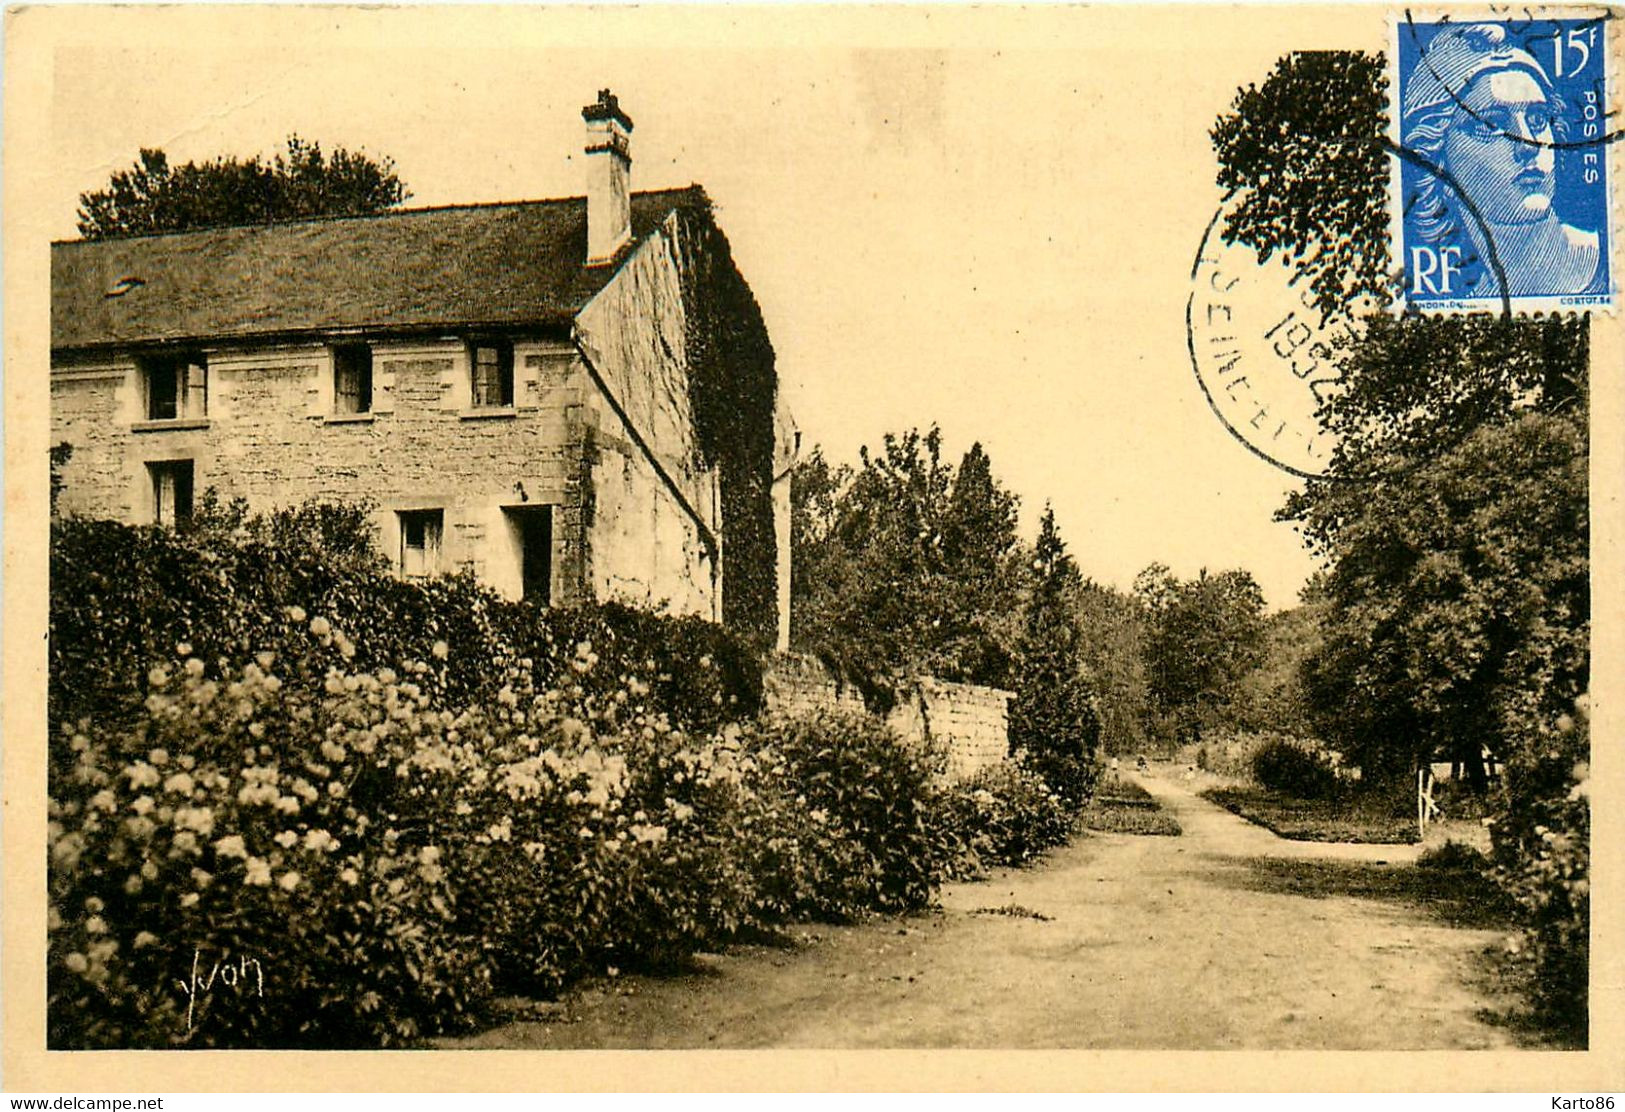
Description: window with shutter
xmin=139 ymin=354 xmax=207 ymax=421
xmin=398 ymin=510 xmax=444 ymax=578
xmin=148 ymin=460 xmax=195 ymax=526
xmin=334 ymin=344 xmax=373 ymax=414
xmin=470 ymin=340 xmax=514 ymax=408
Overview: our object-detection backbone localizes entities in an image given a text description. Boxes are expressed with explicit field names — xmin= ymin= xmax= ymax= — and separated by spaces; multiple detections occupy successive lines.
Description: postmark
xmin=1186 ymin=194 xmax=1371 ymax=480
xmin=1391 ymin=10 xmax=1617 ymax=312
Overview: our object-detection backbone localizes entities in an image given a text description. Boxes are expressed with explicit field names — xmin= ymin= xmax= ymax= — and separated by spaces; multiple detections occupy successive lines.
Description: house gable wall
xmin=574 ymin=212 xmax=720 ymax=622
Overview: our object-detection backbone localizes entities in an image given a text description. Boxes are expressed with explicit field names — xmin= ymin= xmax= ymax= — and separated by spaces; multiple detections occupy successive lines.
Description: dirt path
xmin=446 ymin=771 xmax=1532 ymax=1050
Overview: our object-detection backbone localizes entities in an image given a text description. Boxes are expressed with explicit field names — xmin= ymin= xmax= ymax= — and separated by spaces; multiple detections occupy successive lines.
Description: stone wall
xmin=907 ymin=679 xmax=1013 ymax=781
xmin=50 ymin=315 xmax=720 ymax=622
xmin=762 ymin=653 xmax=1011 ymax=780
xmin=575 ymin=214 xmax=721 ymax=622
xmin=761 ymin=652 xmax=867 ymax=719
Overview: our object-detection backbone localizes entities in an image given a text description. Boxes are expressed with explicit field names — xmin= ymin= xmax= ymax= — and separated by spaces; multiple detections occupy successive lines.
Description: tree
xmin=789 ymin=428 xmax=1024 ymax=704
xmin=936 ymin=442 xmax=1024 ymax=686
xmin=1008 ymin=506 xmax=1100 ymax=803
xmin=1212 ymin=50 xmax=1591 ymax=788
xmin=1068 ymin=579 xmax=1151 ymax=755
xmin=1135 ymin=565 xmax=1266 ymax=746
xmin=1231 ymin=592 xmax=1327 ymax=738
xmin=1211 ymin=51 xmax=1390 ymax=321
xmin=76 ymin=136 xmax=409 ymax=239
xmin=1300 ymin=410 xmax=1587 ymax=789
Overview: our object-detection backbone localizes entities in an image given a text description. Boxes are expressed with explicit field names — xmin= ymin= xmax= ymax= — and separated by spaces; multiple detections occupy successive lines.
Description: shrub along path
xmin=448 ymin=770 xmax=1536 ymax=1050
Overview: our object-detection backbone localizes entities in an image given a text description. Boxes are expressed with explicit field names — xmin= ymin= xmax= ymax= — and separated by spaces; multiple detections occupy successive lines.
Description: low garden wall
xmin=763 ymin=653 xmax=1011 ymax=780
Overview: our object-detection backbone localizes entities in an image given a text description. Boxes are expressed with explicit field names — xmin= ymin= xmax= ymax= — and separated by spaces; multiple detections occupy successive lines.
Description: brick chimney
xmin=582 ymin=89 xmax=633 ymax=266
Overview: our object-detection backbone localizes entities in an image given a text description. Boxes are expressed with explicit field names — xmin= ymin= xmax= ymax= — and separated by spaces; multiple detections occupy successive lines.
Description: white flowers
xmin=629 ymin=823 xmax=668 ymax=845
xmin=243 ymin=857 xmax=273 ymax=886
xmin=274 ymin=830 xmax=299 ymax=849
xmin=174 ymin=806 xmax=215 ymax=837
xmin=124 ymin=762 xmax=161 ymax=789
xmin=304 ymin=829 xmax=339 ymax=853
xmin=214 ymin=834 xmax=248 ymax=859
xmin=163 ymin=772 xmax=196 ymax=796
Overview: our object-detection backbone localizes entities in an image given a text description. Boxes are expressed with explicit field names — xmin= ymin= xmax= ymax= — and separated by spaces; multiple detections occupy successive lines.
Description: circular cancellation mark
xmin=1186 ymin=194 xmax=1369 ymax=481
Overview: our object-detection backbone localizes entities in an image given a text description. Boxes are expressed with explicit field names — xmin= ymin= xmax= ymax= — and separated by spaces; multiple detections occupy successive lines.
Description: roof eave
xmin=50 ymin=315 xmax=579 ymax=360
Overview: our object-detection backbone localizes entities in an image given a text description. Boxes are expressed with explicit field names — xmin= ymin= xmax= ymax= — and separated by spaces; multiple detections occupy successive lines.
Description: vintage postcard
xmin=4 ymin=2 xmax=1622 ymax=1094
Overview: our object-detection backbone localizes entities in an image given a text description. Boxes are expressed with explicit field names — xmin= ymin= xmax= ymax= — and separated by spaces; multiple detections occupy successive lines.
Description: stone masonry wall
xmin=908 ymin=678 xmax=1013 ymax=781
xmin=575 ymin=214 xmax=721 ymax=622
xmin=48 ymin=331 xmax=686 ymax=614
xmin=762 ymin=653 xmax=1011 ymax=780
xmin=761 ymin=652 xmax=868 ymax=719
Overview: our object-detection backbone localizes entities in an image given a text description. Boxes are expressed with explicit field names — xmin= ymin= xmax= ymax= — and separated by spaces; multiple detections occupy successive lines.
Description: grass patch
xmin=971 ymin=904 xmax=1052 ymax=922
xmin=1215 ymin=854 xmax=1518 ymax=930
xmin=1082 ymin=774 xmax=1182 ymax=837
xmin=1202 ymin=785 xmax=1418 ymax=844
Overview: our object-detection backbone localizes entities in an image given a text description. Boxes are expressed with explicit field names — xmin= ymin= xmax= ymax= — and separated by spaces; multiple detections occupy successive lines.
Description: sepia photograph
xmin=3 ymin=1 xmax=1621 ymax=1093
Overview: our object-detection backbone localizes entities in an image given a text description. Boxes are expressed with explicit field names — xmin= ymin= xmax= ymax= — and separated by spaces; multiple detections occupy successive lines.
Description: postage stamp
xmin=1391 ymin=11 xmax=1616 ymax=313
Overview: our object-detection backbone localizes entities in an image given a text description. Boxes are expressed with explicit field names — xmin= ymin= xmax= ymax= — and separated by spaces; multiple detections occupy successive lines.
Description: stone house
xmin=50 ymin=91 xmax=795 ymax=646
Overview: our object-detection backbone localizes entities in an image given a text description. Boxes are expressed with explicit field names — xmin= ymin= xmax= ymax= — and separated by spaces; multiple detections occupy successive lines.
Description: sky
xmin=37 ymin=5 xmax=1392 ymax=608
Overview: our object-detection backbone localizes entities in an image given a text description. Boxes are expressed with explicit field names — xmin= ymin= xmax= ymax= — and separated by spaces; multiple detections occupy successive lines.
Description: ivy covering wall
xmin=671 ymin=203 xmax=779 ymax=646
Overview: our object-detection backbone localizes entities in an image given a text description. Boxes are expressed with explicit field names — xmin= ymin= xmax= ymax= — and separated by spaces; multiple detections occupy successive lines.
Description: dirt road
xmin=448 ymin=772 xmax=1532 ymax=1050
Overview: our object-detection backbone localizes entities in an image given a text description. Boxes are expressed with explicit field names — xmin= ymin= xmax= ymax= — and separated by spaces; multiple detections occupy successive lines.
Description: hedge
xmin=48 ymin=502 xmax=1091 ymax=1047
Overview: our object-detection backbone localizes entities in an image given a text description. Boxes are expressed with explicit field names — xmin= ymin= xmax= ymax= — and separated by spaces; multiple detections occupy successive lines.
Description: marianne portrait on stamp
xmin=1402 ymin=22 xmax=1606 ymax=299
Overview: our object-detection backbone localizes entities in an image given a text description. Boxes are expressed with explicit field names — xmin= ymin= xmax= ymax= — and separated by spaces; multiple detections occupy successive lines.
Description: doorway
xmin=504 ymin=506 xmax=553 ymax=603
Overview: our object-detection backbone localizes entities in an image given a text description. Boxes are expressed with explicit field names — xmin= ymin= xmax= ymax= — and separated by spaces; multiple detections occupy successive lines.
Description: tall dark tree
xmin=76 ymin=136 xmax=409 ymax=239
xmin=936 ymin=442 xmax=1023 ymax=687
xmin=1008 ymin=506 xmax=1099 ymax=803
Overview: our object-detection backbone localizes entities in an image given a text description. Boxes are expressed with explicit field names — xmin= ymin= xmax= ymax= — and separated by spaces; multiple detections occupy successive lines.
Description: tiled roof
xmin=51 ymin=186 xmax=707 ymax=351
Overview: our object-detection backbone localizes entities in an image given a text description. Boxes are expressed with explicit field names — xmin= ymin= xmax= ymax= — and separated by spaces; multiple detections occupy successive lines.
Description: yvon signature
xmin=176 ymin=949 xmax=265 ymax=1033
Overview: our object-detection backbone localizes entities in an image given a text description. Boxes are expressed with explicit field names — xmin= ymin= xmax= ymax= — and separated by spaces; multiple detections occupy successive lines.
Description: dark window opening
xmin=148 ymin=460 xmax=194 ymax=526
xmin=399 ymin=509 xmax=443 ymax=578
xmin=506 ymin=506 xmax=553 ymax=604
xmin=471 ymin=340 xmax=514 ymax=408
xmin=141 ymin=354 xmax=207 ymax=421
xmin=334 ymin=344 xmax=373 ymax=414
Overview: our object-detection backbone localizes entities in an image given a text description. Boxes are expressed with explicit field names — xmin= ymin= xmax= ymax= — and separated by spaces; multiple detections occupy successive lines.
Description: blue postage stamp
xmin=1391 ymin=12 xmax=1615 ymax=312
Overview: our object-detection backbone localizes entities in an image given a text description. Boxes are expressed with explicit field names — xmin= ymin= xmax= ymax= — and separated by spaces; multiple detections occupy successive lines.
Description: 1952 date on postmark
xmin=1392 ymin=11 xmax=1616 ymax=312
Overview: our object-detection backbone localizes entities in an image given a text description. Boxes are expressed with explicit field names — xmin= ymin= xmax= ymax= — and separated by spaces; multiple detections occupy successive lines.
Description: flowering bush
xmin=48 ymin=619 xmax=491 ymax=1047
xmin=48 ymin=506 xmax=1088 ymax=1048
xmin=51 ymin=606 xmax=1069 ymax=1046
xmin=739 ymin=711 xmax=948 ymax=921
xmin=935 ymin=757 xmax=1078 ymax=879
